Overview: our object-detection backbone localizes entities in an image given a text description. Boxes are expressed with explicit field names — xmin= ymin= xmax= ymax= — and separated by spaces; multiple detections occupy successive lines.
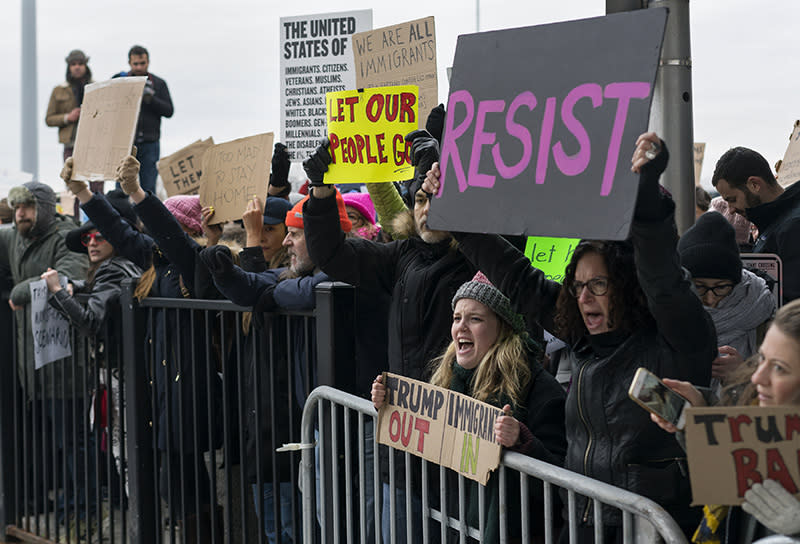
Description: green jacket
xmin=0 ymin=182 xmax=88 ymax=397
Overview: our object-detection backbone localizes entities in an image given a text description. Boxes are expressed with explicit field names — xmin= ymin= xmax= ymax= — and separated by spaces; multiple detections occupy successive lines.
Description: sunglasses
xmin=80 ymin=231 xmax=107 ymax=246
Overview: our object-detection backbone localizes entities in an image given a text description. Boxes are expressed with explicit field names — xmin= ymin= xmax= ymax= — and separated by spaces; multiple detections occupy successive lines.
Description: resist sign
xmin=325 ymin=86 xmax=418 ymax=184
xmin=428 ymin=9 xmax=667 ymax=240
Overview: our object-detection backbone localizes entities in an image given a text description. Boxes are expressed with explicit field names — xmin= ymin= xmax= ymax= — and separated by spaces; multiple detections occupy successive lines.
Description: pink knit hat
xmin=164 ymin=195 xmax=203 ymax=235
xmin=342 ymin=192 xmax=376 ymax=225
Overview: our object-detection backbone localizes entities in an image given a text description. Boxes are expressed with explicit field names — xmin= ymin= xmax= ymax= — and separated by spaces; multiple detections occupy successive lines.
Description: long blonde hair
xmin=429 ymin=320 xmax=531 ymax=407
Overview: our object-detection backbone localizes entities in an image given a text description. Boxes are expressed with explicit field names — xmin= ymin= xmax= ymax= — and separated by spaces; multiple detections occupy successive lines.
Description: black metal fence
xmin=0 ymin=279 xmax=356 ymax=544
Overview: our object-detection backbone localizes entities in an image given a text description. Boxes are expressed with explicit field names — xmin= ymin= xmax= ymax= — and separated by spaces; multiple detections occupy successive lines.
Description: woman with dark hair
xmin=423 ymin=132 xmax=716 ymax=541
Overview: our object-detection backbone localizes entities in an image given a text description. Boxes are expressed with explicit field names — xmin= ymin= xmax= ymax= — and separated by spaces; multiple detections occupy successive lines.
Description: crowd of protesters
xmin=4 ymin=40 xmax=800 ymax=544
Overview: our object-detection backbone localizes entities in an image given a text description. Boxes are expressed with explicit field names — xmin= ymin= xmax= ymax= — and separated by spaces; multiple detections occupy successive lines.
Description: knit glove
xmin=269 ymin=143 xmax=291 ymax=196
xmin=302 ymin=139 xmax=331 ymax=187
xmin=199 ymin=245 xmax=234 ymax=278
xmin=59 ymin=157 xmax=88 ymax=195
xmin=425 ymin=103 xmax=446 ymax=144
xmin=742 ymin=479 xmax=800 ymax=536
xmin=116 ymin=154 xmax=141 ymax=195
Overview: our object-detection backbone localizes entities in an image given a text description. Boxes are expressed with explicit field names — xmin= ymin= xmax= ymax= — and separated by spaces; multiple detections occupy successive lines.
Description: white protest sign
xmin=29 ymin=278 xmax=72 ymax=369
xmin=741 ymin=253 xmax=783 ymax=308
xmin=279 ymin=9 xmax=373 ymax=161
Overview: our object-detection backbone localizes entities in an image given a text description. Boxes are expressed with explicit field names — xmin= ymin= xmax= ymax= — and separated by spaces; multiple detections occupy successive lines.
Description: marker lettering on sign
xmin=731 ymin=447 xmax=800 ymax=497
xmin=387 ymin=410 xmax=430 ymax=453
xmin=439 ymin=81 xmax=650 ymax=197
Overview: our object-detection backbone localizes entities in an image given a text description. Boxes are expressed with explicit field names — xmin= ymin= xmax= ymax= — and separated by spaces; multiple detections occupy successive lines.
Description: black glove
xmin=302 ymin=139 xmax=331 ymax=187
xmin=269 ymin=143 xmax=291 ymax=196
xmin=634 ymin=140 xmax=673 ymax=221
xmin=142 ymin=79 xmax=155 ymax=104
xmin=425 ymin=104 xmax=446 ymax=144
xmin=406 ymin=129 xmax=440 ymax=178
xmin=199 ymin=245 xmax=234 ymax=277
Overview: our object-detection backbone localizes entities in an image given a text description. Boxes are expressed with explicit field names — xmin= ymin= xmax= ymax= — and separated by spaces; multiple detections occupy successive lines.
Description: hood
xmin=8 ymin=181 xmax=57 ymax=238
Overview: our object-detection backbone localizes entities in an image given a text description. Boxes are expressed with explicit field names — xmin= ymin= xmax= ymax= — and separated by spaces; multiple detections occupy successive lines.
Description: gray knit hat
xmin=452 ymin=272 xmax=526 ymax=334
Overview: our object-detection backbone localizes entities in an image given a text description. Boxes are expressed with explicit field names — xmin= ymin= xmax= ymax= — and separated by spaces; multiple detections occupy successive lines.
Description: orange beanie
xmin=285 ymin=190 xmax=352 ymax=232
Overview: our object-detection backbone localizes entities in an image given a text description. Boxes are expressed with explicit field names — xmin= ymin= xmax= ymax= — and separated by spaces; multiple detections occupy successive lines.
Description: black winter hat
xmin=678 ymin=211 xmax=742 ymax=283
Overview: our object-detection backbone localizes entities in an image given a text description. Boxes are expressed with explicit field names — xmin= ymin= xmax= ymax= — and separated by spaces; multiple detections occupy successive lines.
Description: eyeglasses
xmin=80 ymin=232 xmax=107 ymax=246
xmin=568 ymin=277 xmax=609 ymax=297
xmin=693 ymin=283 xmax=735 ymax=297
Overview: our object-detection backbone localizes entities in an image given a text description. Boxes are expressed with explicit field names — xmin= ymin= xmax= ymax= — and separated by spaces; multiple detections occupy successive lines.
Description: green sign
xmin=523 ymin=237 xmax=580 ymax=283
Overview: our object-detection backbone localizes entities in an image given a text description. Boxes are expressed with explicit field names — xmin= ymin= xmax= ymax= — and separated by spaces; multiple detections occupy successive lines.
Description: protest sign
xmin=199 ymin=133 xmax=273 ymax=225
xmin=376 ymin=372 xmax=503 ymax=485
xmin=777 ymin=120 xmax=800 ymax=187
xmin=324 ymin=86 xmax=418 ymax=183
xmin=685 ymin=405 xmax=800 ymax=506
xmin=352 ymin=16 xmax=438 ymax=124
xmin=71 ymin=77 xmax=146 ymax=181
xmin=694 ymin=142 xmax=705 ymax=186
xmin=280 ymin=10 xmax=373 ymax=162
xmin=428 ymin=9 xmax=667 ymax=240
xmin=29 ymin=278 xmax=71 ymax=369
xmin=158 ymin=138 xmax=214 ymax=197
xmin=523 ymin=236 xmax=580 ymax=283
xmin=742 ymin=253 xmax=783 ymax=307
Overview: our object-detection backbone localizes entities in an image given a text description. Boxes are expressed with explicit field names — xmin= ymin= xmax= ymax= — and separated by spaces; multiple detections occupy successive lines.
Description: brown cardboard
xmin=685 ymin=405 xmax=800 ymax=506
xmin=694 ymin=142 xmax=706 ymax=186
xmin=158 ymin=138 xmax=215 ymax=197
xmin=199 ymin=133 xmax=274 ymax=225
xmin=778 ymin=120 xmax=800 ymax=187
xmin=376 ymin=372 xmax=503 ymax=485
xmin=71 ymin=77 xmax=147 ymax=182
xmin=351 ymin=16 xmax=438 ymax=126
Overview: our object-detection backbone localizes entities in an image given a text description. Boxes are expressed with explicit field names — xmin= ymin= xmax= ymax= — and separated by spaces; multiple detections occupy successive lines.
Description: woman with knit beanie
xmin=372 ymin=272 xmax=566 ymax=544
xmin=678 ymin=211 xmax=776 ymax=391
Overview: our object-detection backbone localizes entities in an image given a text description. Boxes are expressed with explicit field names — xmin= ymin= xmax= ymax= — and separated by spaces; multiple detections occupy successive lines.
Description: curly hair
xmin=428 ymin=320 xmax=536 ymax=408
xmin=554 ymin=240 xmax=654 ymax=344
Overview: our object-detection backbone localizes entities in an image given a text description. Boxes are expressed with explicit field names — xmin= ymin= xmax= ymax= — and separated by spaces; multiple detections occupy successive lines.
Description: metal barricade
xmin=301 ymin=386 xmax=690 ymax=544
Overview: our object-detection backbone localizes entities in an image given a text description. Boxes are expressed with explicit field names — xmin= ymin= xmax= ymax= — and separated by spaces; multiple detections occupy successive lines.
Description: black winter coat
xmin=454 ymin=213 xmax=715 ymax=529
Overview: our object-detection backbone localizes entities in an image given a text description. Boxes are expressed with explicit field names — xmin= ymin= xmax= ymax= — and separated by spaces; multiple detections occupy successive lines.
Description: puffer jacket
xmin=0 ymin=182 xmax=89 ymax=398
xmin=454 ymin=208 xmax=715 ymax=527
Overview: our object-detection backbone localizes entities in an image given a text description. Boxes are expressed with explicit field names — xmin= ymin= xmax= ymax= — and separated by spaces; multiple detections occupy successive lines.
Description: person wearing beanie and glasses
xmin=678 ymin=211 xmax=776 ymax=390
xmin=372 ymin=272 xmax=566 ymax=544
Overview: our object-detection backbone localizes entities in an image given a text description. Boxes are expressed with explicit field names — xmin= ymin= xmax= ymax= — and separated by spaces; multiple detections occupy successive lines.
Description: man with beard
xmin=712 ymin=146 xmax=800 ymax=303
xmin=46 ymin=49 xmax=93 ymax=162
xmin=0 ymin=181 xmax=89 ymax=520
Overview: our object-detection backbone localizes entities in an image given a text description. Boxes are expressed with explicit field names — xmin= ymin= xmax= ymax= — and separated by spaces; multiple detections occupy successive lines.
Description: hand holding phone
xmin=628 ymin=368 xmax=691 ymax=430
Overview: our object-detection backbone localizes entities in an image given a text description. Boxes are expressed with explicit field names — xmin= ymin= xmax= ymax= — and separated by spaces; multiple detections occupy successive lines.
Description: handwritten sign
xmin=199 ymin=133 xmax=273 ymax=224
xmin=325 ymin=86 xmax=418 ymax=184
xmin=428 ymin=9 xmax=667 ymax=240
xmin=694 ymin=142 xmax=706 ymax=186
xmin=352 ymin=17 xmax=437 ymax=125
xmin=377 ymin=373 xmax=503 ymax=485
xmin=29 ymin=278 xmax=72 ymax=369
xmin=685 ymin=405 xmax=800 ymax=505
xmin=157 ymin=138 xmax=214 ymax=197
xmin=524 ymin=237 xmax=580 ymax=283
xmin=280 ymin=10 xmax=373 ymax=162
xmin=777 ymin=120 xmax=800 ymax=188
xmin=71 ymin=77 xmax=146 ymax=182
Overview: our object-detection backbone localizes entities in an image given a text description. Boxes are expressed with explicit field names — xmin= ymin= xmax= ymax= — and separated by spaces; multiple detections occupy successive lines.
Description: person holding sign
xmin=652 ymin=299 xmax=800 ymax=542
xmin=424 ymin=133 xmax=716 ymax=540
xmin=372 ymin=272 xmax=566 ymax=544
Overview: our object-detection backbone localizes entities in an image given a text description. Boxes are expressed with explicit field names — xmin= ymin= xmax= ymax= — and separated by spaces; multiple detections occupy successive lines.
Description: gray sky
xmin=1 ymin=1 xmax=796 ymax=193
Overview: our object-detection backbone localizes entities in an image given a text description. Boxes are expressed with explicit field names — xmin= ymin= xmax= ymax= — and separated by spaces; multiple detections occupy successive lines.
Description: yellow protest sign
xmin=524 ymin=236 xmax=580 ymax=283
xmin=325 ymin=85 xmax=418 ymax=184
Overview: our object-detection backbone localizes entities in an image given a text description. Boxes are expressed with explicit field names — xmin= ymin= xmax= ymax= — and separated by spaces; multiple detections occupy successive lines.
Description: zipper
xmin=576 ymin=362 xmax=593 ymax=523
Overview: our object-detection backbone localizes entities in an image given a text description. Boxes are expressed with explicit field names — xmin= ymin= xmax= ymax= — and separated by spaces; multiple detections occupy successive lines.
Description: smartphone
xmin=628 ymin=367 xmax=689 ymax=430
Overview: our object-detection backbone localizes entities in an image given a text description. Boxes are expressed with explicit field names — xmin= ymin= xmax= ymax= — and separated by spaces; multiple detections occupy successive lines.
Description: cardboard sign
xmin=376 ymin=373 xmax=503 ymax=485
xmin=280 ymin=10 xmax=373 ymax=162
xmin=524 ymin=236 xmax=580 ymax=283
xmin=685 ymin=405 xmax=800 ymax=506
xmin=71 ymin=77 xmax=146 ymax=182
xmin=778 ymin=120 xmax=800 ymax=187
xmin=199 ymin=133 xmax=274 ymax=225
xmin=158 ymin=138 xmax=215 ymax=197
xmin=742 ymin=253 xmax=783 ymax=308
xmin=428 ymin=9 xmax=667 ymax=240
xmin=694 ymin=142 xmax=706 ymax=186
xmin=324 ymin=86 xmax=418 ymax=183
xmin=29 ymin=278 xmax=72 ymax=369
xmin=352 ymin=16 xmax=438 ymax=125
